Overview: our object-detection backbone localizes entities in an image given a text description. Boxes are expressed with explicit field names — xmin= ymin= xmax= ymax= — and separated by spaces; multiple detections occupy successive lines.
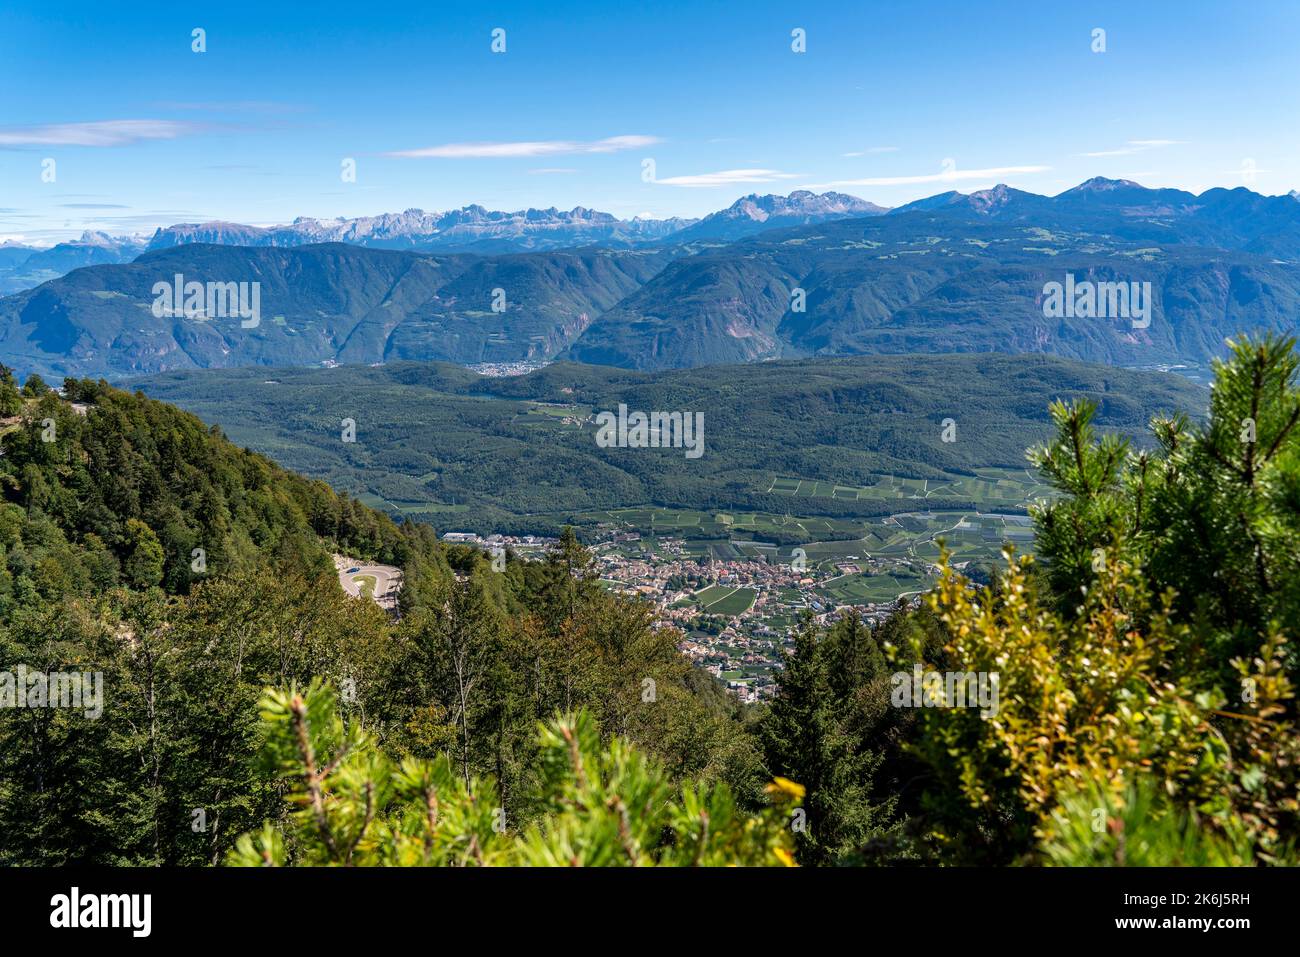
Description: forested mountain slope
xmin=7 ymin=180 xmax=1300 ymax=378
xmin=0 ymin=243 xmax=677 ymax=378
xmin=0 ymin=375 xmax=756 ymax=864
xmin=133 ymin=353 xmax=1205 ymax=534
xmin=566 ymin=212 xmax=1300 ymax=370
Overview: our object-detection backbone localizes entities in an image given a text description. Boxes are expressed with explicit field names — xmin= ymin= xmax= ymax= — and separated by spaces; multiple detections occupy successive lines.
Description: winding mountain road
xmin=333 ymin=554 xmax=403 ymax=613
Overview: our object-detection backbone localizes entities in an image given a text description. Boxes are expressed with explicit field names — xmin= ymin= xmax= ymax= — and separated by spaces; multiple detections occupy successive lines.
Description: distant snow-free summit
xmin=667 ymin=190 xmax=890 ymax=242
xmin=146 ymin=206 xmax=697 ymax=255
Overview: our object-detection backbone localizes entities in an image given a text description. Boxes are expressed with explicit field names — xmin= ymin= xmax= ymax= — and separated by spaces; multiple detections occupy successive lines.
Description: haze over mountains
xmin=134 ymin=189 xmax=898 ymax=254
xmin=144 ymin=205 xmax=697 ymax=255
xmin=3 ymin=178 xmax=1300 ymax=379
xmin=0 ymin=232 xmax=145 ymax=295
xmin=0 ymin=190 xmax=871 ymax=296
xmin=565 ymin=189 xmax=1300 ymax=370
xmin=668 ymin=190 xmax=888 ymax=243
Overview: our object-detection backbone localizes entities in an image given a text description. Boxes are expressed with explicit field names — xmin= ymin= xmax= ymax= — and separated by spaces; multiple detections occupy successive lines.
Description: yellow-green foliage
xmin=902 ymin=549 xmax=1297 ymax=863
xmin=1041 ymin=779 xmax=1256 ymax=866
xmin=228 ymin=680 xmax=799 ymax=867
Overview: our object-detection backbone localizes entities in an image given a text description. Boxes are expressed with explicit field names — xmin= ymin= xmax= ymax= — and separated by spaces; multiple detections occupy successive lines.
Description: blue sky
xmin=2 ymin=0 xmax=1298 ymax=243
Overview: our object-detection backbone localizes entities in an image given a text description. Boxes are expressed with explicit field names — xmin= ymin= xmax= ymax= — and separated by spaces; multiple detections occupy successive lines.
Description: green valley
xmin=130 ymin=352 xmax=1202 ymax=698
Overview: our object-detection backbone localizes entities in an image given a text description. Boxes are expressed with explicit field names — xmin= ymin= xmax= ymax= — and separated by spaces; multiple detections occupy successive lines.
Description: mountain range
xmin=0 ymin=190 xmax=878 ymax=296
xmin=0 ymin=242 xmax=680 ymax=377
xmin=3 ymin=178 xmax=1300 ymax=379
xmin=667 ymin=190 xmax=888 ymax=243
xmin=564 ymin=189 xmax=1300 ymax=370
xmin=144 ymin=205 xmax=696 ymax=255
xmin=0 ymin=232 xmax=145 ymax=295
xmin=886 ymin=178 xmax=1300 ymax=256
xmin=142 ymin=190 xmax=895 ymax=253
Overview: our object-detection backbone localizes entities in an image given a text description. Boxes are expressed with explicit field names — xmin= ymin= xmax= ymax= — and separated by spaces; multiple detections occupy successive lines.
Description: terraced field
xmin=590 ymin=462 xmax=1045 ymax=566
xmin=821 ymin=570 xmax=932 ymax=604
xmin=586 ymin=507 xmax=870 ymax=543
xmin=765 ymin=466 xmax=1053 ymax=510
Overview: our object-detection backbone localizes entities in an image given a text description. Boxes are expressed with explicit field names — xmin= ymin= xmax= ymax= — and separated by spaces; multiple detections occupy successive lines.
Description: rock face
xmin=146 ymin=207 xmax=697 ymax=254
xmin=668 ymin=190 xmax=889 ymax=242
xmin=0 ymin=232 xmax=147 ymax=295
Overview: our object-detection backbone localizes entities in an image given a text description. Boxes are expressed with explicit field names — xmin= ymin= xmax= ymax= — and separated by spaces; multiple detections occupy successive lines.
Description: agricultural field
xmin=587 ymin=505 xmax=1035 ymax=568
xmin=576 ymin=473 xmax=1051 ymax=629
xmin=688 ymin=584 xmax=757 ymax=616
xmin=764 ymin=466 xmax=1053 ymax=511
xmin=586 ymin=507 xmax=869 ymax=542
xmin=511 ymin=401 xmax=591 ymax=427
xmin=819 ymin=568 xmax=932 ymax=605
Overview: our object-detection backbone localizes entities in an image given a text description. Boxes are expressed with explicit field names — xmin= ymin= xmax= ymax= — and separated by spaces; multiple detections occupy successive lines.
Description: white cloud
xmin=0 ymin=119 xmax=203 ymax=147
xmin=843 ymin=147 xmax=900 ymax=157
xmin=654 ymin=168 xmax=802 ymax=188
xmin=810 ymin=164 xmax=1050 ymax=188
xmin=1082 ymin=139 xmax=1184 ymax=158
xmin=388 ymin=135 xmax=660 ymax=158
xmin=1219 ymin=162 xmax=1272 ymax=181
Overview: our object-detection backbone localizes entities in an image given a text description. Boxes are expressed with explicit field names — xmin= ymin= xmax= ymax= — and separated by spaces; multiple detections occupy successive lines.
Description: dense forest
xmin=134 ymin=352 xmax=1204 ymax=536
xmin=1 ymin=336 xmax=1296 ymax=866
xmin=0 ymin=372 xmax=758 ymax=864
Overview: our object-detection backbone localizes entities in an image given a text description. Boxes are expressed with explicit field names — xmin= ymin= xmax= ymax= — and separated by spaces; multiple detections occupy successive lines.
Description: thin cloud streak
xmin=655 ymin=168 xmax=802 ymax=188
xmin=0 ymin=120 xmax=206 ymax=148
xmin=1082 ymin=139 xmax=1184 ymax=158
xmin=388 ymin=135 xmax=660 ymax=158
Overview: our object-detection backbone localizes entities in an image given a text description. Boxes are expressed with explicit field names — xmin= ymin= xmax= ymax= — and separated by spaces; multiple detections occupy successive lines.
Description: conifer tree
xmin=0 ymin=364 xmax=22 ymax=416
xmin=761 ymin=613 xmax=893 ymax=864
xmin=227 ymin=681 xmax=799 ymax=867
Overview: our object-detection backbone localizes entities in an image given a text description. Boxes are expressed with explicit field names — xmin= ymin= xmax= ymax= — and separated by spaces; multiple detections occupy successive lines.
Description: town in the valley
xmin=437 ymin=525 xmax=962 ymax=704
